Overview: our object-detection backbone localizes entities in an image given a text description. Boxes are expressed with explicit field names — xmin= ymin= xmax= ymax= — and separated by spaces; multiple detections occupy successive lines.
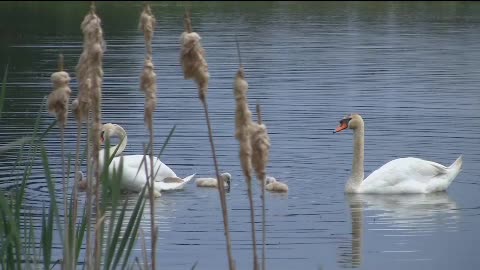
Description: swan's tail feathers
xmin=156 ymin=174 xmax=196 ymax=191
xmin=182 ymin=174 xmax=196 ymax=184
xmin=174 ymin=174 xmax=195 ymax=190
xmin=449 ymin=155 xmax=464 ymax=172
xmin=444 ymin=155 xmax=464 ymax=189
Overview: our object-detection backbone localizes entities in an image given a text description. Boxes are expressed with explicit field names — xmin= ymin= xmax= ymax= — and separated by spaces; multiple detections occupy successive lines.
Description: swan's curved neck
xmin=346 ymin=124 xmax=364 ymax=192
xmin=99 ymin=127 xmax=127 ymax=168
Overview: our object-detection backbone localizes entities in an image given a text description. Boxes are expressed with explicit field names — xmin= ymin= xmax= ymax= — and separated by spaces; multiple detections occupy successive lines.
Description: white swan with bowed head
xmin=195 ymin=172 xmax=232 ymax=188
xmin=333 ymin=114 xmax=463 ymax=194
xmin=98 ymin=123 xmax=195 ymax=197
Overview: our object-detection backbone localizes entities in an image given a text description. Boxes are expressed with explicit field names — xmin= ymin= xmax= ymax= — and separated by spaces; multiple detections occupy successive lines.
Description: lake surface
xmin=1 ymin=2 xmax=480 ymax=270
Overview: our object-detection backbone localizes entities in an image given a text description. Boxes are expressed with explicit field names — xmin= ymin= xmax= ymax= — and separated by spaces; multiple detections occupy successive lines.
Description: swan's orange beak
xmin=100 ymin=131 xmax=105 ymax=143
xmin=334 ymin=122 xmax=348 ymax=133
xmin=334 ymin=118 xmax=350 ymax=133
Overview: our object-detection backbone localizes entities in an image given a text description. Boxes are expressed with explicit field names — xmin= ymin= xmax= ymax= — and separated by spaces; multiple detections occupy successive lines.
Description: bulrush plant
xmin=139 ymin=3 xmax=158 ymax=270
xmin=180 ymin=10 xmax=236 ymax=270
xmin=251 ymin=103 xmax=271 ymax=270
xmin=73 ymin=2 xmax=106 ymax=269
xmin=233 ymin=59 xmax=259 ymax=270
xmin=46 ymin=53 xmax=72 ymax=269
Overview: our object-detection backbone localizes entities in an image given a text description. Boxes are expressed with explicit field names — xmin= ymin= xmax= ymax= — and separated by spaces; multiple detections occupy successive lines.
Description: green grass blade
xmin=0 ymin=191 xmax=22 ymax=270
xmin=14 ymin=160 xmax=32 ymax=222
xmin=104 ymin=150 xmax=123 ymax=270
xmin=157 ymin=125 xmax=176 ymax=158
xmin=0 ymin=137 xmax=31 ymax=155
xmin=105 ymin=198 xmax=129 ymax=270
xmin=0 ymin=64 xmax=8 ymax=118
xmin=113 ymin=185 xmax=147 ymax=270
xmin=151 ymin=125 xmax=177 ymax=179
xmin=40 ymin=202 xmax=51 ymax=270
xmin=121 ymin=196 xmax=146 ymax=270
xmin=39 ymin=119 xmax=57 ymax=140
xmin=40 ymin=143 xmax=64 ymax=246
xmin=75 ymin=203 xmax=88 ymax=264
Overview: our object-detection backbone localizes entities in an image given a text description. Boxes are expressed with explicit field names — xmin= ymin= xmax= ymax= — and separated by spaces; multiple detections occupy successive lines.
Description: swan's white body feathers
xmin=108 ymin=155 xmax=195 ymax=194
xmin=357 ymin=156 xmax=463 ymax=194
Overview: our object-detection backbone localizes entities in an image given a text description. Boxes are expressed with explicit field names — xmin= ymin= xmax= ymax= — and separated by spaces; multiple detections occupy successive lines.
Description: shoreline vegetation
xmin=0 ymin=2 xmax=274 ymax=270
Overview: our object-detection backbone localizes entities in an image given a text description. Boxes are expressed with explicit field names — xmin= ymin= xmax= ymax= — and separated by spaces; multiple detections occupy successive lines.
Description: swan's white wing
xmin=360 ymin=157 xmax=449 ymax=193
xmin=109 ymin=156 xmax=148 ymax=193
xmin=108 ymin=155 xmax=176 ymax=191
xmin=118 ymin=155 xmax=177 ymax=179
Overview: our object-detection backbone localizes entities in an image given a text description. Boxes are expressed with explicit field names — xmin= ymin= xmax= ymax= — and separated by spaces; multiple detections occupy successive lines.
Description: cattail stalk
xmin=75 ymin=2 xmax=106 ymax=268
xmin=71 ymin=107 xmax=82 ymax=269
xmin=234 ymin=66 xmax=259 ymax=270
xmin=181 ymin=10 xmax=236 ymax=270
xmin=139 ymin=4 xmax=158 ymax=269
xmin=47 ymin=53 xmax=71 ymax=269
xmin=252 ymin=103 xmax=271 ymax=270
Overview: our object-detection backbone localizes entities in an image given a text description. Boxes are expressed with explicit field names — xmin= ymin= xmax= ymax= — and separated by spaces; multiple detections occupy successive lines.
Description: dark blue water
xmin=1 ymin=2 xmax=479 ymax=270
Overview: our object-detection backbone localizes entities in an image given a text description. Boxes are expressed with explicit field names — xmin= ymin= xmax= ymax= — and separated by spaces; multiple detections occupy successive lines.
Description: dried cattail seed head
xmin=74 ymin=4 xmax=105 ymax=124
xmin=250 ymin=123 xmax=271 ymax=182
xmin=234 ymin=67 xmax=254 ymax=181
xmin=139 ymin=4 xmax=157 ymax=132
xmin=139 ymin=4 xmax=156 ymax=56
xmin=180 ymin=13 xmax=210 ymax=101
xmin=234 ymin=68 xmax=248 ymax=98
xmin=48 ymin=71 xmax=72 ymax=128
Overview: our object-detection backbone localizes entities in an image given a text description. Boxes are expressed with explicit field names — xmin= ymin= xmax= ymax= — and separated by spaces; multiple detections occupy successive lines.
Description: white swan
xmin=99 ymin=123 xmax=195 ymax=197
xmin=195 ymin=172 xmax=231 ymax=188
xmin=265 ymin=176 xmax=289 ymax=193
xmin=334 ymin=114 xmax=463 ymax=194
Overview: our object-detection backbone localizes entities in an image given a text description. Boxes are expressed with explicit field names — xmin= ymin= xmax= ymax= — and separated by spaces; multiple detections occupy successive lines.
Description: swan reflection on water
xmin=338 ymin=192 xmax=459 ymax=268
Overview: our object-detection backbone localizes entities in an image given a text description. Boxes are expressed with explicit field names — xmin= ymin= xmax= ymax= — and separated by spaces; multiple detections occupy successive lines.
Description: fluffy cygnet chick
xmin=265 ymin=176 xmax=288 ymax=193
xmin=195 ymin=172 xmax=231 ymax=189
xmin=76 ymin=171 xmax=88 ymax=192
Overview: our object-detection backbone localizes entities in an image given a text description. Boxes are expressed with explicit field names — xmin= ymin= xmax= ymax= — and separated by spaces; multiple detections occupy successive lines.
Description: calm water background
xmin=1 ymin=2 xmax=480 ymax=269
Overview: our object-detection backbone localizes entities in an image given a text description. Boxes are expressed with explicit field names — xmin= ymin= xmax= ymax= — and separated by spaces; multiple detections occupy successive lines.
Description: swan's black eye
xmin=100 ymin=131 xmax=105 ymax=140
xmin=340 ymin=118 xmax=351 ymax=125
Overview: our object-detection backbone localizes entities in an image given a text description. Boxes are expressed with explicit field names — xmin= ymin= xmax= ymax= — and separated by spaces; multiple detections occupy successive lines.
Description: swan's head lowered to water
xmin=98 ymin=123 xmax=128 ymax=167
xmin=333 ymin=114 xmax=364 ymax=133
xmin=100 ymin=123 xmax=126 ymax=143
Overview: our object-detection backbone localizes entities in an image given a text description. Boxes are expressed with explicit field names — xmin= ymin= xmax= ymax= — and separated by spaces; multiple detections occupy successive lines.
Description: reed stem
xmin=71 ymin=124 xmax=82 ymax=269
xmin=256 ymin=102 xmax=266 ymax=270
xmin=139 ymin=4 xmax=158 ymax=268
xmin=148 ymin=131 xmax=156 ymax=270
xmin=85 ymin=90 xmax=93 ymax=270
xmin=60 ymin=126 xmax=69 ymax=269
xmin=201 ymin=98 xmax=236 ymax=270
xmin=246 ymin=174 xmax=259 ymax=270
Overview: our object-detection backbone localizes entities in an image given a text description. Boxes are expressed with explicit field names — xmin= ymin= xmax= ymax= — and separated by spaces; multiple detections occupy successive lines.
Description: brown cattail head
xmin=74 ymin=3 xmax=106 ymax=124
xmin=234 ymin=67 xmax=254 ymax=181
xmin=140 ymin=58 xmax=157 ymax=131
xmin=139 ymin=4 xmax=157 ymax=132
xmin=48 ymin=71 xmax=72 ymax=128
xmin=139 ymin=4 xmax=156 ymax=57
xmin=250 ymin=123 xmax=271 ymax=182
xmin=180 ymin=12 xmax=209 ymax=101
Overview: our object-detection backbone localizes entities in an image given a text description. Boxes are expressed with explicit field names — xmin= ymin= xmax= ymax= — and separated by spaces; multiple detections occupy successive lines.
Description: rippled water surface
xmin=1 ymin=2 xmax=480 ymax=270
